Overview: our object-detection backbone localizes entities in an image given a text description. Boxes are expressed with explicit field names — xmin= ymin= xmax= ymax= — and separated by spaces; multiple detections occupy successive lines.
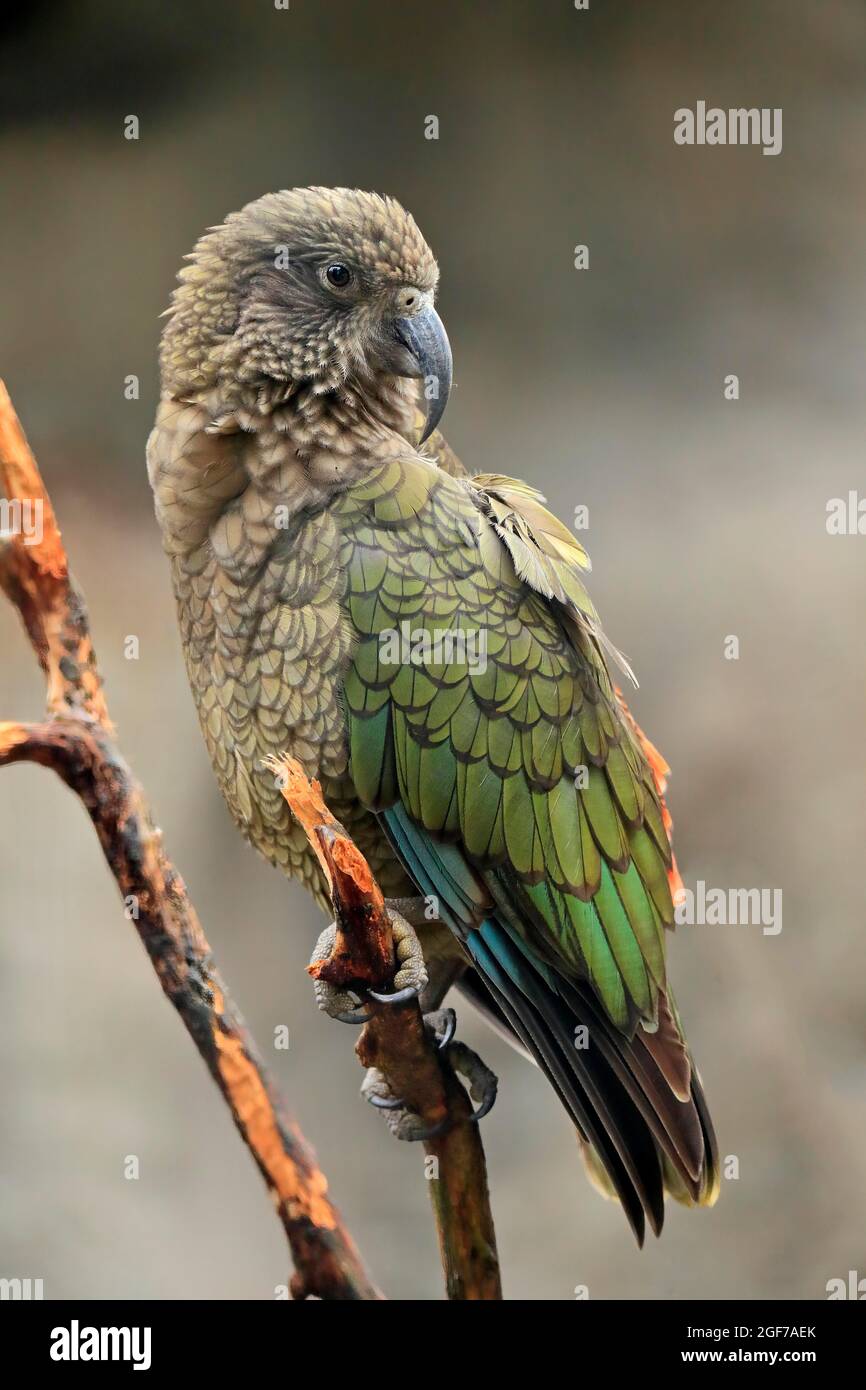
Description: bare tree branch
xmin=270 ymin=756 xmax=502 ymax=1300
xmin=0 ymin=379 xmax=382 ymax=1301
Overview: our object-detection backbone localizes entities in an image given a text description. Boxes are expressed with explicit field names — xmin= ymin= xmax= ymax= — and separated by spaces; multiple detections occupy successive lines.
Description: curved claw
xmin=467 ymin=1080 xmax=498 ymax=1124
xmin=445 ymin=1039 xmax=499 ymax=1125
xmin=332 ymin=1005 xmax=372 ymax=1025
xmin=404 ymin=1114 xmax=450 ymax=1143
xmin=367 ymin=1093 xmax=406 ymax=1111
xmin=365 ymin=1089 xmax=450 ymax=1141
xmin=366 ymin=982 xmax=422 ymax=1007
xmin=435 ymin=1008 xmax=457 ymax=1051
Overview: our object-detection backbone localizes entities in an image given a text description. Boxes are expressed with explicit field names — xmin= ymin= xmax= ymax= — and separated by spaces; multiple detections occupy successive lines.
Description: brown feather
xmin=640 ymin=989 xmax=693 ymax=1101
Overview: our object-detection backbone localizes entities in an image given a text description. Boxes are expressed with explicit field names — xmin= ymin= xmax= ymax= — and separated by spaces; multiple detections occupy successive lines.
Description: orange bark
xmin=0 ymin=381 xmax=380 ymax=1301
xmin=272 ymin=753 xmax=502 ymax=1301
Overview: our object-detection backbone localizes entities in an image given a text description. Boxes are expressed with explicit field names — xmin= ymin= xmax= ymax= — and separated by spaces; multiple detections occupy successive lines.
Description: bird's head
xmin=161 ymin=186 xmax=452 ymax=442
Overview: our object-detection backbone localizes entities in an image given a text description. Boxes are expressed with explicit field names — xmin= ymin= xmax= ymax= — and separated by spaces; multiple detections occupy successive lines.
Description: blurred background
xmin=1 ymin=0 xmax=864 ymax=1300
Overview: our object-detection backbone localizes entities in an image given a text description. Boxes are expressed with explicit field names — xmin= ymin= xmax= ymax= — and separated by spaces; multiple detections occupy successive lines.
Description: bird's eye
xmin=325 ymin=263 xmax=352 ymax=288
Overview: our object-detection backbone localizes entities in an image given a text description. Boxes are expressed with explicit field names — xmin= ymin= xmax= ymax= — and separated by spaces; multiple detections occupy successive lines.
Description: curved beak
xmin=392 ymin=305 xmax=453 ymax=443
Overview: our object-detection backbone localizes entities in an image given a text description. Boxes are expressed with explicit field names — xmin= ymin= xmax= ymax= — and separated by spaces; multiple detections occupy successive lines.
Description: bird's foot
xmin=362 ymin=1009 xmax=497 ymax=1141
xmin=308 ymin=905 xmax=429 ymax=1025
xmin=362 ymin=1069 xmax=445 ymax=1141
xmin=367 ymin=904 xmax=429 ymax=1005
xmin=445 ymin=1039 xmax=499 ymax=1123
xmin=308 ymin=921 xmax=369 ymax=1023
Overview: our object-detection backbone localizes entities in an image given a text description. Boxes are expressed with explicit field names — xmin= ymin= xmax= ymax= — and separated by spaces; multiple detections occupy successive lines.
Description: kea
xmin=148 ymin=187 xmax=719 ymax=1243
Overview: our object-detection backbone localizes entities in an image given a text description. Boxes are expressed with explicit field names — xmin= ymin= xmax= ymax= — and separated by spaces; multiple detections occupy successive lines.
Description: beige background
xmin=1 ymin=0 xmax=864 ymax=1298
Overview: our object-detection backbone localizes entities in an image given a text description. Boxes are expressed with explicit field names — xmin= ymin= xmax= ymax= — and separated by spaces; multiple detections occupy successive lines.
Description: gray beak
xmin=393 ymin=305 xmax=453 ymax=443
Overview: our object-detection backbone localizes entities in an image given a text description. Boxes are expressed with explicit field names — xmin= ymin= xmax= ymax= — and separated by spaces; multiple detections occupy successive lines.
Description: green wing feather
xmin=334 ymin=456 xmax=676 ymax=1031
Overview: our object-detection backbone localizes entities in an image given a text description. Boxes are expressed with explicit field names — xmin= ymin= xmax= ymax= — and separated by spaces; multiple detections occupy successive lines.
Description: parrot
xmin=148 ymin=186 xmax=719 ymax=1244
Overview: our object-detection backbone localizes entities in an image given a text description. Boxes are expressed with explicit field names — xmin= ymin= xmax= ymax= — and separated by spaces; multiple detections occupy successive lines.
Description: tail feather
xmin=690 ymin=1065 xmax=721 ymax=1207
xmin=559 ymin=979 xmax=706 ymax=1193
xmin=465 ymin=919 xmax=718 ymax=1241
xmin=380 ymin=802 xmax=719 ymax=1239
xmin=467 ymin=931 xmax=660 ymax=1244
xmin=641 ymin=989 xmax=693 ymax=1101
